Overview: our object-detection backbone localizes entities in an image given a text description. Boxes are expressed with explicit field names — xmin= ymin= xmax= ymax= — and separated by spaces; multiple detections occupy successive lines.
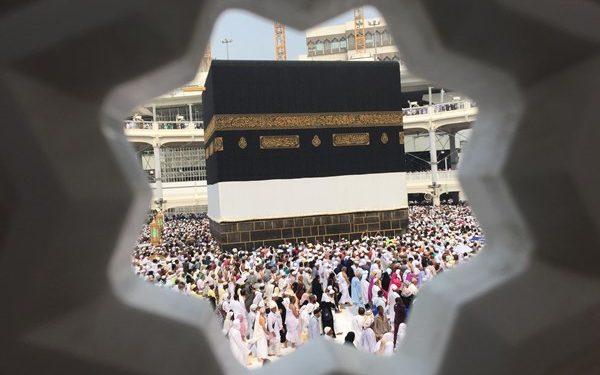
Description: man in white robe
xmin=250 ymin=306 xmax=269 ymax=364
xmin=351 ymin=270 xmax=363 ymax=313
xmin=252 ymin=287 xmax=263 ymax=307
xmin=360 ymin=326 xmax=378 ymax=353
xmin=267 ymin=301 xmax=283 ymax=356
xmin=230 ymin=294 xmax=248 ymax=338
xmin=360 ymin=272 xmax=370 ymax=306
xmin=387 ymin=284 xmax=400 ymax=324
xmin=229 ymin=319 xmax=249 ymax=366
xmin=395 ymin=323 xmax=407 ymax=349
xmin=264 ymin=282 xmax=274 ymax=303
xmin=308 ymin=308 xmax=321 ymax=340
xmin=351 ymin=307 xmax=366 ymax=347
xmin=247 ymin=304 xmax=257 ymax=340
xmin=376 ymin=332 xmax=395 ymax=356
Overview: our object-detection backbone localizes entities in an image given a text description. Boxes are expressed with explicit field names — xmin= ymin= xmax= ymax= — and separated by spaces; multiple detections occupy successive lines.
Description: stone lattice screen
xmin=1 ymin=0 xmax=599 ymax=374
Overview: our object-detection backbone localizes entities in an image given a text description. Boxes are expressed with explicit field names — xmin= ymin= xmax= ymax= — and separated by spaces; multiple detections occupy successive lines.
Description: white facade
xmin=298 ymin=18 xmax=429 ymax=91
xmin=299 ymin=18 xmax=400 ymax=61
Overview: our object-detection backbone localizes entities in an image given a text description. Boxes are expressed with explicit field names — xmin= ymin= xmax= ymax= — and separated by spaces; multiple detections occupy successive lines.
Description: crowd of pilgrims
xmin=132 ymin=205 xmax=483 ymax=367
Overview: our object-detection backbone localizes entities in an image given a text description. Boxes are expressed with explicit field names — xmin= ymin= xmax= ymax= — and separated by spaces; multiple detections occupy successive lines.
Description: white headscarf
xmin=360 ymin=328 xmax=378 ymax=353
xmin=222 ymin=311 xmax=234 ymax=334
xmin=376 ymin=332 xmax=395 ymax=355
xmin=322 ymin=287 xmax=334 ymax=303
xmin=387 ymin=284 xmax=399 ymax=309
xmin=228 ymin=319 xmax=248 ymax=365
xmin=396 ymin=323 xmax=408 ymax=348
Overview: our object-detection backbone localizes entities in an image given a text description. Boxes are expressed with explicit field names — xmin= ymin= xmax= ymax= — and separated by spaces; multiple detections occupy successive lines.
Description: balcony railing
xmin=406 ymin=170 xmax=458 ymax=181
xmin=124 ymin=121 xmax=204 ymax=130
xmin=402 ymin=100 xmax=476 ymax=116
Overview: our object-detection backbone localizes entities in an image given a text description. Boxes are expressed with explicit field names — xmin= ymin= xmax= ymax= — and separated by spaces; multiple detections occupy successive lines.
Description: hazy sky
xmin=210 ymin=6 xmax=382 ymax=61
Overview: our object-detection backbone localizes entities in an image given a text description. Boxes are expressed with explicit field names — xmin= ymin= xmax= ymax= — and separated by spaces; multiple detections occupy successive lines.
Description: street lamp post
xmin=221 ymin=38 xmax=233 ymax=60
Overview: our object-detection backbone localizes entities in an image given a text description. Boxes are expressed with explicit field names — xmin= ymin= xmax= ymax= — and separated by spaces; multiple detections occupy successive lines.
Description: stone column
xmin=428 ymin=126 xmax=440 ymax=206
xmin=153 ymin=143 xmax=162 ymax=208
xmin=449 ymin=130 xmax=458 ymax=170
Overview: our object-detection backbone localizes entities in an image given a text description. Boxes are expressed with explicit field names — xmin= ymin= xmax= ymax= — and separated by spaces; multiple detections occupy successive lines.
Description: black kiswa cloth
xmin=202 ymin=60 xmax=403 ymax=124
xmin=202 ymin=60 xmax=405 ymax=184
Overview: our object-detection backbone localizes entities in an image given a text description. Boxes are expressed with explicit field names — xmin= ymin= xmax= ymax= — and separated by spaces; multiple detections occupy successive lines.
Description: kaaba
xmin=203 ymin=60 xmax=408 ymax=250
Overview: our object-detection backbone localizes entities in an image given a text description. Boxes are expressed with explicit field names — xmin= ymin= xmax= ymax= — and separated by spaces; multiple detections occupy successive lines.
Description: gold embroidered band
xmin=259 ymin=135 xmax=300 ymax=149
xmin=204 ymin=111 xmax=403 ymax=142
xmin=332 ymin=133 xmax=370 ymax=147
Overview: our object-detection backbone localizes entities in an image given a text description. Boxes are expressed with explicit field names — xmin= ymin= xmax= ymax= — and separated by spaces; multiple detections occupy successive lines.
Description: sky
xmin=210 ymin=6 xmax=382 ymax=61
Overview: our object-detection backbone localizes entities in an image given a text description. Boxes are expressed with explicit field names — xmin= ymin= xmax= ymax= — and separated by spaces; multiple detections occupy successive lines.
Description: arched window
xmin=331 ymin=38 xmax=340 ymax=53
xmin=340 ymin=37 xmax=347 ymax=50
xmin=347 ymin=34 xmax=355 ymax=50
xmin=375 ymin=30 xmax=383 ymax=47
xmin=315 ymin=40 xmax=324 ymax=54
xmin=324 ymin=40 xmax=331 ymax=54
xmin=307 ymin=41 xmax=315 ymax=56
xmin=382 ymin=30 xmax=390 ymax=45
xmin=366 ymin=31 xmax=374 ymax=47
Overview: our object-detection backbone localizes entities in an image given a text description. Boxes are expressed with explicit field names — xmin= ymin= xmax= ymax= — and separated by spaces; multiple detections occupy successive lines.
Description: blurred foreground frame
xmin=1 ymin=0 xmax=599 ymax=374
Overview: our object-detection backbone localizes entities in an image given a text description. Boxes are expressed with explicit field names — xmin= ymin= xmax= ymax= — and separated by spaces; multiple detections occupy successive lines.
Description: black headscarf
xmin=381 ymin=271 xmax=391 ymax=292
xmin=344 ymin=332 xmax=356 ymax=348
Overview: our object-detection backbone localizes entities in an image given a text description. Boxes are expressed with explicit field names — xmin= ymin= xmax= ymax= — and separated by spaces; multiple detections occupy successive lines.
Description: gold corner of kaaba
xmin=213 ymin=137 xmax=224 ymax=152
